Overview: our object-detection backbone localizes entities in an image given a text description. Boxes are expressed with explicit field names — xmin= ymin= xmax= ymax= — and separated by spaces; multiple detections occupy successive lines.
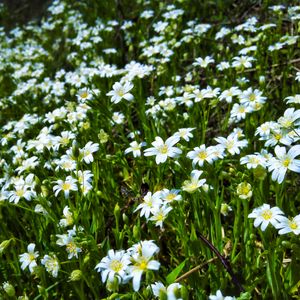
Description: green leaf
xmin=166 ymin=260 xmax=186 ymax=284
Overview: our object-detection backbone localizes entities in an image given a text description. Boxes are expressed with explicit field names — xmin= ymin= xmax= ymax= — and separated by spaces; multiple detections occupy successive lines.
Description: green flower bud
xmin=133 ymin=225 xmax=141 ymax=240
xmin=0 ymin=239 xmax=11 ymax=254
xmin=114 ymin=203 xmax=121 ymax=222
xmin=3 ymin=282 xmax=15 ymax=297
xmin=69 ymin=270 xmax=82 ymax=281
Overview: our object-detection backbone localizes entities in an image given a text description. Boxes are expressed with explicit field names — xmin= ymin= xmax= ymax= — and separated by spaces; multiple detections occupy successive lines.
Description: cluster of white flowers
xmin=249 ymin=204 xmax=300 ymax=235
xmin=95 ymin=240 xmax=160 ymax=292
xmin=135 ymin=189 xmax=182 ymax=228
xmin=19 ymin=243 xmax=60 ymax=277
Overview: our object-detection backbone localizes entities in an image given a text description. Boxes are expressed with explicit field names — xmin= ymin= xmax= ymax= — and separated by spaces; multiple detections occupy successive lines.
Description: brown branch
xmin=175 ymin=257 xmax=218 ymax=283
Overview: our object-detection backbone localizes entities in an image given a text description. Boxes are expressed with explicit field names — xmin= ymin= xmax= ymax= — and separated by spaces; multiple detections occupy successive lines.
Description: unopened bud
xmin=69 ymin=270 xmax=82 ymax=281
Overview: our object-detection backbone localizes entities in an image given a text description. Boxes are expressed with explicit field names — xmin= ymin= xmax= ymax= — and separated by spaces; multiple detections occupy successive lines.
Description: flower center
xmin=28 ymin=253 xmax=36 ymax=262
xmin=159 ymin=144 xmax=168 ymax=154
xmin=249 ymin=93 xmax=256 ymax=102
xmin=261 ymin=210 xmax=272 ymax=220
xmin=136 ymin=258 xmax=148 ymax=270
xmin=16 ymin=189 xmax=25 ymax=197
xmin=165 ymin=193 xmax=176 ymax=202
xmin=289 ymin=220 xmax=298 ymax=230
xmin=62 ymin=182 xmax=71 ymax=191
xmin=80 ymin=91 xmax=88 ymax=99
xmin=110 ymin=260 xmax=123 ymax=272
xmin=198 ymin=151 xmax=207 ymax=160
xmin=66 ymin=241 xmax=77 ymax=254
xmin=282 ymin=158 xmax=290 ymax=168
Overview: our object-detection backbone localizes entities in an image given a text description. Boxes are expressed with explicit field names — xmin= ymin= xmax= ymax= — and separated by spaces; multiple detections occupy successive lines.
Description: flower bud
xmin=237 ymin=182 xmax=252 ymax=200
xmin=69 ymin=270 xmax=82 ymax=281
xmin=3 ymin=282 xmax=15 ymax=297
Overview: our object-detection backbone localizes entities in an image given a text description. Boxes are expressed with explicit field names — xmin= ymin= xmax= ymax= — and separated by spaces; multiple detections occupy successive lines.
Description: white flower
xmin=174 ymin=128 xmax=195 ymax=141
xmin=80 ymin=141 xmax=99 ymax=164
xmin=56 ymin=231 xmax=81 ymax=259
xmin=149 ymin=204 xmax=172 ymax=228
xmin=59 ymin=206 xmax=73 ymax=227
xmin=248 ymin=204 xmax=285 ymax=231
xmin=160 ymin=189 xmax=182 ymax=203
xmin=268 ymin=145 xmax=300 ymax=184
xmin=277 ymin=108 xmax=300 ymax=129
xmin=76 ymin=88 xmax=93 ymax=102
xmin=41 ymin=255 xmax=60 ymax=277
xmin=112 ymin=112 xmax=125 ymax=124
xmin=128 ymin=242 xmax=160 ymax=291
xmin=232 ymin=55 xmax=255 ymax=68
xmin=125 ymin=141 xmax=146 ymax=157
xmin=135 ymin=191 xmax=162 ymax=219
xmin=209 ymin=290 xmax=236 ymax=300
xmin=144 ymin=136 xmax=182 ymax=164
xmin=276 ymin=215 xmax=300 ymax=235
xmin=152 ymin=281 xmax=183 ymax=299
xmin=182 ymin=170 xmax=206 ymax=193
xmin=107 ymin=81 xmax=134 ymax=104
xmin=187 ymin=144 xmax=215 ymax=167
xmin=95 ymin=249 xmax=131 ymax=283
xmin=215 ymin=132 xmax=248 ymax=155
xmin=53 ymin=176 xmax=78 ymax=198
xmin=19 ymin=243 xmax=39 ymax=273
xmin=285 ymin=94 xmax=300 ymax=104
xmin=193 ymin=56 xmax=214 ymax=68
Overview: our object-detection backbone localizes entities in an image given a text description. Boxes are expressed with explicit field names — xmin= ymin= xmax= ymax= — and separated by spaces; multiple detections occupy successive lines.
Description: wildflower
xmin=125 ymin=141 xmax=146 ymax=157
xmin=209 ymin=290 xmax=236 ymax=300
xmin=95 ymin=249 xmax=131 ymax=283
xmin=221 ymin=203 xmax=232 ymax=216
xmin=230 ymin=103 xmax=253 ymax=122
xmin=59 ymin=206 xmax=74 ymax=227
xmin=16 ymin=156 xmax=39 ymax=174
xmin=112 ymin=112 xmax=125 ymax=124
xmin=236 ymin=182 xmax=252 ymax=199
xmin=80 ymin=141 xmax=99 ymax=164
xmin=152 ymin=281 xmax=183 ymax=299
xmin=19 ymin=243 xmax=39 ymax=273
xmin=240 ymin=153 xmax=267 ymax=169
xmin=58 ymin=131 xmax=75 ymax=148
xmin=239 ymin=88 xmax=266 ymax=109
xmin=8 ymin=183 xmax=35 ymax=204
xmin=98 ymin=129 xmax=109 ymax=143
xmin=128 ymin=242 xmax=160 ymax=291
xmin=160 ymin=188 xmax=182 ymax=203
xmin=53 ymin=176 xmax=78 ymax=198
xmin=232 ymin=55 xmax=255 ymax=68
xmin=277 ymin=108 xmax=300 ymax=129
xmin=77 ymin=170 xmax=93 ymax=188
xmin=174 ymin=128 xmax=195 ymax=141
xmin=248 ymin=204 xmax=285 ymax=231
xmin=219 ymin=87 xmax=241 ymax=103
xmin=268 ymin=145 xmax=300 ymax=184
xmin=76 ymin=88 xmax=93 ymax=102
xmin=41 ymin=254 xmax=60 ymax=277
xmin=135 ymin=191 xmax=162 ymax=219
xmin=276 ymin=215 xmax=300 ymax=235
xmin=285 ymin=94 xmax=300 ymax=104
xmin=187 ymin=144 xmax=215 ymax=167
xmin=215 ymin=132 xmax=248 ymax=155
xmin=107 ymin=81 xmax=134 ymax=104
xmin=149 ymin=204 xmax=172 ymax=228
xmin=144 ymin=136 xmax=182 ymax=164
xmin=56 ymin=231 xmax=81 ymax=259
xmin=182 ymin=170 xmax=206 ymax=193
xmin=193 ymin=56 xmax=214 ymax=68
